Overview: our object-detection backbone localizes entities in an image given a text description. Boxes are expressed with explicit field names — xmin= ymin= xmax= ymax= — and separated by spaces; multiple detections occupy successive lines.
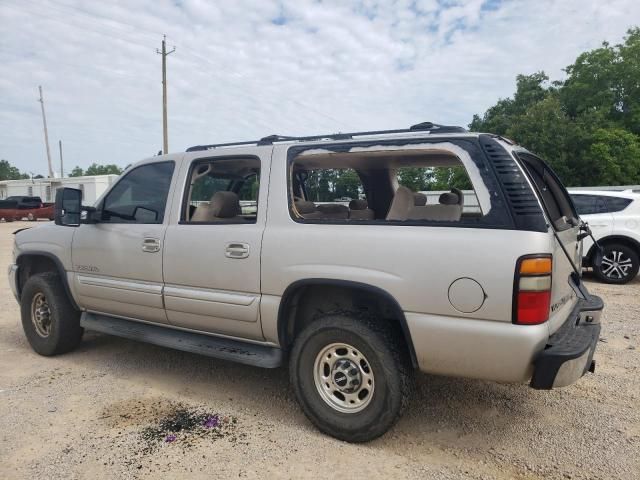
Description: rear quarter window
xmin=605 ymin=196 xmax=633 ymax=213
xmin=571 ymin=195 xmax=608 ymax=215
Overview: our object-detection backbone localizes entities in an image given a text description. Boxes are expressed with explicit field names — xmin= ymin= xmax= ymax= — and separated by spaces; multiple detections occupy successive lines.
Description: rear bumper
xmin=530 ymin=293 xmax=603 ymax=389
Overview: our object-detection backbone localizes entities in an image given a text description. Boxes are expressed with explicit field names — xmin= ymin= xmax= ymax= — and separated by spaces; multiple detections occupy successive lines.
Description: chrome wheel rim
xmin=601 ymin=250 xmax=633 ymax=280
xmin=31 ymin=292 xmax=52 ymax=338
xmin=313 ymin=343 xmax=374 ymax=413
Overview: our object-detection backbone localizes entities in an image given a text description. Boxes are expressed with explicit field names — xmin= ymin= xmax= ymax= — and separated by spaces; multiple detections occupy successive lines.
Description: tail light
xmin=513 ymin=255 xmax=552 ymax=325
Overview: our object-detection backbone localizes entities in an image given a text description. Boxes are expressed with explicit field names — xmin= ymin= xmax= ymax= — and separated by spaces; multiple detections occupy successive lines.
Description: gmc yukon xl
xmin=9 ymin=123 xmax=604 ymax=442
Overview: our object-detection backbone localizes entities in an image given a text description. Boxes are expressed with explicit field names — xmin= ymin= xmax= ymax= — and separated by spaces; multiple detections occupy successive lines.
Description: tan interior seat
xmin=316 ymin=203 xmax=349 ymax=219
xmin=294 ymin=199 xmax=324 ymax=219
xmin=349 ymin=199 xmax=374 ymax=220
xmin=386 ymin=185 xmax=414 ymax=221
xmin=408 ymin=190 xmax=463 ymax=221
xmin=413 ymin=193 xmax=427 ymax=206
xmin=191 ymin=191 xmax=244 ymax=222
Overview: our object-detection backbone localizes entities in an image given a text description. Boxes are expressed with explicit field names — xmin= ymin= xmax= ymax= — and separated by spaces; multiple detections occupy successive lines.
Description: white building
xmin=0 ymin=175 xmax=119 ymax=204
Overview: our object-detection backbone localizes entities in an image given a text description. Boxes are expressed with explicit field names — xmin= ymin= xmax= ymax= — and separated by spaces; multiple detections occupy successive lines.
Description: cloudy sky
xmin=1 ymin=0 xmax=639 ymax=175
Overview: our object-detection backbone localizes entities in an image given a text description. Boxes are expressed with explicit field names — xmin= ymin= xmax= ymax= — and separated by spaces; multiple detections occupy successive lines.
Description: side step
xmin=80 ymin=313 xmax=283 ymax=368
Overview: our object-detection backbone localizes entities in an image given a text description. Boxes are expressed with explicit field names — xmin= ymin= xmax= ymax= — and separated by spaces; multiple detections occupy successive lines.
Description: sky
xmin=1 ymin=0 xmax=639 ymax=176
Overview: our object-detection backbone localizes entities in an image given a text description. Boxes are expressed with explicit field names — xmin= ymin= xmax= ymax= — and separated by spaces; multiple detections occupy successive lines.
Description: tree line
xmin=470 ymin=27 xmax=640 ymax=187
xmin=0 ymin=159 xmax=123 ymax=181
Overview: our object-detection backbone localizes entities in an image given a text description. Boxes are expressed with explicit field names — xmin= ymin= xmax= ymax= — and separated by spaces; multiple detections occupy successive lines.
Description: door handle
xmin=142 ymin=237 xmax=161 ymax=253
xmin=225 ymin=242 xmax=249 ymax=259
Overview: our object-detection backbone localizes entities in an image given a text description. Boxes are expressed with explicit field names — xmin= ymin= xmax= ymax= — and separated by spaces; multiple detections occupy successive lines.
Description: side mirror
xmin=54 ymin=188 xmax=82 ymax=226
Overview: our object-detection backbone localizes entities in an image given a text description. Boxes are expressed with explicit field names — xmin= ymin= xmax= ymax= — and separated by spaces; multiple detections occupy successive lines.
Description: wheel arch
xmin=586 ymin=235 xmax=640 ymax=263
xmin=16 ymin=251 xmax=79 ymax=310
xmin=277 ymin=278 xmax=418 ymax=368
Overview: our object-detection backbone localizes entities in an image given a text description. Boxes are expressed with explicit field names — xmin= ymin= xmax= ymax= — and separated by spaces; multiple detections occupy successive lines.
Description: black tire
xmin=20 ymin=272 xmax=83 ymax=356
xmin=593 ymin=243 xmax=639 ymax=284
xmin=289 ymin=314 xmax=413 ymax=442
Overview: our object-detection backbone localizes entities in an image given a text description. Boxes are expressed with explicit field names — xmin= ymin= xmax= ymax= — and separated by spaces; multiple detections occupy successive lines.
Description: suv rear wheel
xmin=594 ymin=243 xmax=639 ymax=284
xmin=289 ymin=314 xmax=412 ymax=442
xmin=20 ymin=272 xmax=83 ymax=355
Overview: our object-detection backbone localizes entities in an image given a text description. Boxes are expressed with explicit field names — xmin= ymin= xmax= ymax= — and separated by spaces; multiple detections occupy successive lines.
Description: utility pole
xmin=156 ymin=35 xmax=175 ymax=154
xmin=38 ymin=86 xmax=54 ymax=178
xmin=58 ymin=140 xmax=64 ymax=178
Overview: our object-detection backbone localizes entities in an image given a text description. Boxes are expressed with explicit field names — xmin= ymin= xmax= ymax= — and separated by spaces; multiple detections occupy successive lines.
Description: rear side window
xmin=182 ymin=157 xmax=260 ymax=223
xmin=571 ymin=195 xmax=608 ymax=215
xmin=606 ymin=196 xmax=632 ymax=213
xmin=289 ymin=146 xmax=493 ymax=225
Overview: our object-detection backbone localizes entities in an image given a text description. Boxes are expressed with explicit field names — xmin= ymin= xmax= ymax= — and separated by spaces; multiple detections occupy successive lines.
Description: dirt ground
xmin=0 ymin=221 xmax=638 ymax=480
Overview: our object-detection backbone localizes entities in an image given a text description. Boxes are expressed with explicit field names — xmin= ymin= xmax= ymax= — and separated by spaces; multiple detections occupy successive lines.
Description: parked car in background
xmin=0 ymin=196 xmax=54 ymax=222
xmin=569 ymin=190 xmax=640 ymax=284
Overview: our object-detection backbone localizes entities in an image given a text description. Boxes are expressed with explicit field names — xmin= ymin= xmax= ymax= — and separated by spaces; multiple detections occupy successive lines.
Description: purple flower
xmin=164 ymin=434 xmax=177 ymax=443
xmin=203 ymin=415 xmax=219 ymax=429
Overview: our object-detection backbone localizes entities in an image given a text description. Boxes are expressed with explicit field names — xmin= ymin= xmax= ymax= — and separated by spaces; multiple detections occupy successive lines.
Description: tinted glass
xmin=184 ymin=158 xmax=260 ymax=222
xmin=102 ymin=162 xmax=174 ymax=224
xmin=571 ymin=195 xmax=607 ymax=215
xmin=605 ymin=196 xmax=632 ymax=213
xmin=517 ymin=153 xmax=577 ymax=230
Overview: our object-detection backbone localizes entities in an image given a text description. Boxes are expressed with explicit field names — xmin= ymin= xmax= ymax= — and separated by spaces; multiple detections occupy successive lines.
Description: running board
xmin=80 ymin=313 xmax=283 ymax=368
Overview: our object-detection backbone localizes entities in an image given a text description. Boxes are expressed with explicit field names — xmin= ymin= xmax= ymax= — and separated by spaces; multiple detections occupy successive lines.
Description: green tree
xmin=0 ymin=159 xmax=29 ymax=180
xmin=85 ymin=163 xmax=123 ymax=175
xmin=334 ymin=169 xmax=362 ymax=199
xmin=68 ymin=164 xmax=123 ymax=177
xmin=470 ymin=27 xmax=640 ymax=186
xmin=561 ymin=27 xmax=640 ymax=134
xmin=580 ymin=128 xmax=640 ymax=186
xmin=397 ymin=167 xmax=429 ymax=191
xmin=69 ymin=166 xmax=84 ymax=177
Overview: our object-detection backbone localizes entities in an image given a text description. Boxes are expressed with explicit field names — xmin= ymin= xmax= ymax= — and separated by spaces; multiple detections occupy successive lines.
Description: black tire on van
xmin=20 ymin=272 xmax=83 ymax=356
xmin=289 ymin=314 xmax=413 ymax=442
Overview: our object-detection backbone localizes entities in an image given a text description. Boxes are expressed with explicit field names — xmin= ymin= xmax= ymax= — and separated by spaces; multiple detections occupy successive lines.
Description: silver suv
xmin=8 ymin=123 xmax=604 ymax=442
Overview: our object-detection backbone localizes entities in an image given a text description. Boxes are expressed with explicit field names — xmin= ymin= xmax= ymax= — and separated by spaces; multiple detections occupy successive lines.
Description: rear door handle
xmin=225 ymin=242 xmax=249 ymax=259
xmin=142 ymin=237 xmax=160 ymax=253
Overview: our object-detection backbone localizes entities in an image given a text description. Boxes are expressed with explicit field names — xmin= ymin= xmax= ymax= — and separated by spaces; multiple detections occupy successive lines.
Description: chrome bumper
xmin=8 ymin=264 xmax=19 ymax=301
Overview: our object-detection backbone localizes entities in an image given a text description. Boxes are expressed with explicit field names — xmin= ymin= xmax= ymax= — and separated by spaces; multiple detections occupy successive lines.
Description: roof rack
xmin=185 ymin=122 xmax=467 ymax=152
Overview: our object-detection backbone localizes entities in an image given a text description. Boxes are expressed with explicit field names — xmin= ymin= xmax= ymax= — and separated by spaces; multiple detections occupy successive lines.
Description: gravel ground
xmin=0 ymin=221 xmax=638 ymax=479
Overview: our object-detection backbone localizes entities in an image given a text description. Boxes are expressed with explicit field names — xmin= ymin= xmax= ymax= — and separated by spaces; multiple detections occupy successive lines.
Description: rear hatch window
xmin=515 ymin=152 xmax=579 ymax=231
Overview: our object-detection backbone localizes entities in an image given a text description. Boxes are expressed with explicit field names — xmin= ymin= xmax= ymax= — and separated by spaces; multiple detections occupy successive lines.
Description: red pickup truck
xmin=0 ymin=196 xmax=55 ymax=222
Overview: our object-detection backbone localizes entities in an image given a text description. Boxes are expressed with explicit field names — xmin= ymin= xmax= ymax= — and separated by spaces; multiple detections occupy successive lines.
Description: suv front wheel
xmin=594 ymin=243 xmax=639 ymax=284
xmin=289 ymin=314 xmax=412 ymax=442
xmin=20 ymin=273 xmax=83 ymax=356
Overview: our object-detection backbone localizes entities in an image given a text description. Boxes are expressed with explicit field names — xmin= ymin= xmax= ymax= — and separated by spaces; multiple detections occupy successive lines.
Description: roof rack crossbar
xmin=186 ymin=122 xmax=466 ymax=152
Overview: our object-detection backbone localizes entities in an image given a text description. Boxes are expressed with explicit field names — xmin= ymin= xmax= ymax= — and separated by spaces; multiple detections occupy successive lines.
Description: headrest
xmin=451 ymin=187 xmax=464 ymax=206
xmin=413 ymin=193 xmax=427 ymax=206
xmin=349 ymin=199 xmax=368 ymax=210
xmin=295 ymin=200 xmax=317 ymax=214
xmin=439 ymin=192 xmax=459 ymax=205
xmin=210 ymin=191 xmax=240 ymax=218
